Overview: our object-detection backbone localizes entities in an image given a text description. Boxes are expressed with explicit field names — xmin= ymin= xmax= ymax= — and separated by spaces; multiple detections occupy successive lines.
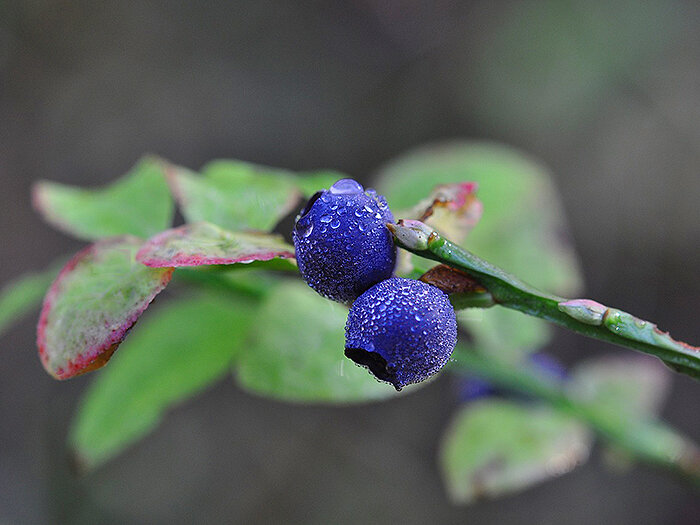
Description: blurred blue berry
xmin=527 ymin=352 xmax=567 ymax=382
xmin=293 ymin=178 xmax=396 ymax=304
xmin=454 ymin=352 xmax=567 ymax=403
xmin=344 ymin=277 xmax=457 ymax=390
xmin=455 ymin=376 xmax=497 ymax=402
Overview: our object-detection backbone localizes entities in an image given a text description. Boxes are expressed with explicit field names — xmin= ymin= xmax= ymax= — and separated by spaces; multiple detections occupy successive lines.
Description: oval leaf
xmin=32 ymin=157 xmax=174 ymax=240
xmin=167 ymin=161 xmax=299 ymax=232
xmin=440 ymin=400 xmax=591 ymax=504
xmin=69 ymin=293 xmax=256 ymax=469
xmin=235 ymin=282 xmax=403 ymax=403
xmin=37 ymin=237 xmax=173 ymax=379
xmin=136 ymin=222 xmax=295 ymax=268
xmin=167 ymin=161 xmax=349 ymax=232
xmin=569 ymin=355 xmax=672 ymax=422
xmin=377 ymin=141 xmax=582 ymax=294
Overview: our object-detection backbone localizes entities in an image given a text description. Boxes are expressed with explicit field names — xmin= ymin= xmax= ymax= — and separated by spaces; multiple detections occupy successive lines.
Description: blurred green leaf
xmin=294 ymin=170 xmax=348 ymax=197
xmin=136 ymin=221 xmax=295 ymax=268
xmin=569 ymin=355 xmax=672 ymax=424
xmin=456 ymin=0 xmax=679 ymax=133
xmin=0 ymin=263 xmax=61 ymax=338
xmin=38 ymin=237 xmax=173 ymax=379
xmin=235 ymin=281 xmax=401 ymax=403
xmin=440 ymin=399 xmax=591 ymax=504
xmin=457 ymin=308 xmax=551 ymax=364
xmin=32 ymin=156 xmax=174 ymax=240
xmin=168 ymin=160 xmax=347 ymax=232
xmin=169 ymin=160 xmax=298 ymax=231
xmin=377 ymin=141 xmax=583 ymax=361
xmin=568 ymin=355 xmax=699 ymax=472
xmin=69 ymin=293 xmax=255 ymax=469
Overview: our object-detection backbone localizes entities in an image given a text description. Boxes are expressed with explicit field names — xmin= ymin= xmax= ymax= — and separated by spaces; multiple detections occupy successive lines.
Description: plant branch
xmin=388 ymin=220 xmax=700 ymax=380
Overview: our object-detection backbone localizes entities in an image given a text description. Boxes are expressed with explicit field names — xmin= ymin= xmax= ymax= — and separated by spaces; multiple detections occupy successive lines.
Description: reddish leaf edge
xmin=415 ymin=182 xmax=482 ymax=221
xmin=37 ymin=237 xmax=174 ymax=380
xmin=135 ymin=224 xmax=296 ymax=268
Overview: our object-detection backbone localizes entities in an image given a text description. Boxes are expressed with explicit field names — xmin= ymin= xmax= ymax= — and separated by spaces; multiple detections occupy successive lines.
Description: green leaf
xmin=294 ymin=170 xmax=348 ymax=197
xmin=32 ymin=157 xmax=174 ymax=240
xmin=568 ymin=355 xmax=699 ymax=470
xmin=458 ymin=308 xmax=551 ymax=364
xmin=569 ymin=355 xmax=672 ymax=424
xmin=377 ymin=141 xmax=583 ymax=360
xmin=235 ymin=281 xmax=401 ymax=403
xmin=0 ymin=262 xmax=62 ymax=338
xmin=38 ymin=237 xmax=173 ymax=379
xmin=167 ymin=160 xmax=348 ymax=232
xmin=69 ymin=293 xmax=255 ymax=469
xmin=439 ymin=399 xmax=591 ymax=504
xmin=136 ymin=221 xmax=295 ymax=268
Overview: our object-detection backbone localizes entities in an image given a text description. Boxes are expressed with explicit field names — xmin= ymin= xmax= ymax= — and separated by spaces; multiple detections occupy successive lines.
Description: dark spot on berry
xmin=344 ymin=347 xmax=401 ymax=391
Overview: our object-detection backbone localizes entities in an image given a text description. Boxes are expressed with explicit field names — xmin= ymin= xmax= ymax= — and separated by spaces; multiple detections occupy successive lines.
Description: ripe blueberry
xmin=344 ymin=277 xmax=457 ymax=390
xmin=293 ymin=178 xmax=396 ymax=304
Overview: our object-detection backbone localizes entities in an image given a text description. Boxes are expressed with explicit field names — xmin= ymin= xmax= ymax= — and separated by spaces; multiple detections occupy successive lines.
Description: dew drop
xmin=330 ymin=179 xmax=364 ymax=195
xmin=330 ymin=218 xmax=341 ymax=229
xmin=303 ymin=223 xmax=313 ymax=237
xmin=320 ymin=215 xmax=332 ymax=223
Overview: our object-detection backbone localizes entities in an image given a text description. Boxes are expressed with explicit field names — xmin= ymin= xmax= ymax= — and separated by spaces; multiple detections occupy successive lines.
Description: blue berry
xmin=527 ymin=352 xmax=567 ymax=383
xmin=344 ymin=277 xmax=457 ymax=390
xmin=455 ymin=376 xmax=497 ymax=402
xmin=454 ymin=352 xmax=567 ymax=403
xmin=293 ymin=178 xmax=396 ymax=304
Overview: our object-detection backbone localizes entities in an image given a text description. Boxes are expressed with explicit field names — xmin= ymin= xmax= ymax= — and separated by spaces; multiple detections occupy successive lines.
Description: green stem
xmin=388 ymin=220 xmax=700 ymax=380
xmin=452 ymin=348 xmax=700 ymax=483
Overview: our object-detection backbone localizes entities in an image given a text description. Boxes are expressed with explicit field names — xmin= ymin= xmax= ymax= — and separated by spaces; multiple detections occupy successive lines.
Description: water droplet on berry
xmin=330 ymin=218 xmax=341 ymax=229
xmin=303 ymin=223 xmax=313 ymax=237
xmin=330 ymin=179 xmax=364 ymax=195
xmin=320 ymin=215 xmax=332 ymax=223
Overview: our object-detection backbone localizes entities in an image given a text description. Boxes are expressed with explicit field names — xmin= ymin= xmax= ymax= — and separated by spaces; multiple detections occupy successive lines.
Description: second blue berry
xmin=344 ymin=277 xmax=458 ymax=390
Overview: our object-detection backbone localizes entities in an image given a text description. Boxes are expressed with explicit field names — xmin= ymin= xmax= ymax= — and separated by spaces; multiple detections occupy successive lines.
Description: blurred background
xmin=1 ymin=1 xmax=699 ymax=523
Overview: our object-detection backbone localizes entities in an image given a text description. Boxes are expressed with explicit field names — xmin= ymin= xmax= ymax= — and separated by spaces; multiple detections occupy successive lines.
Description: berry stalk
xmin=388 ymin=220 xmax=700 ymax=380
